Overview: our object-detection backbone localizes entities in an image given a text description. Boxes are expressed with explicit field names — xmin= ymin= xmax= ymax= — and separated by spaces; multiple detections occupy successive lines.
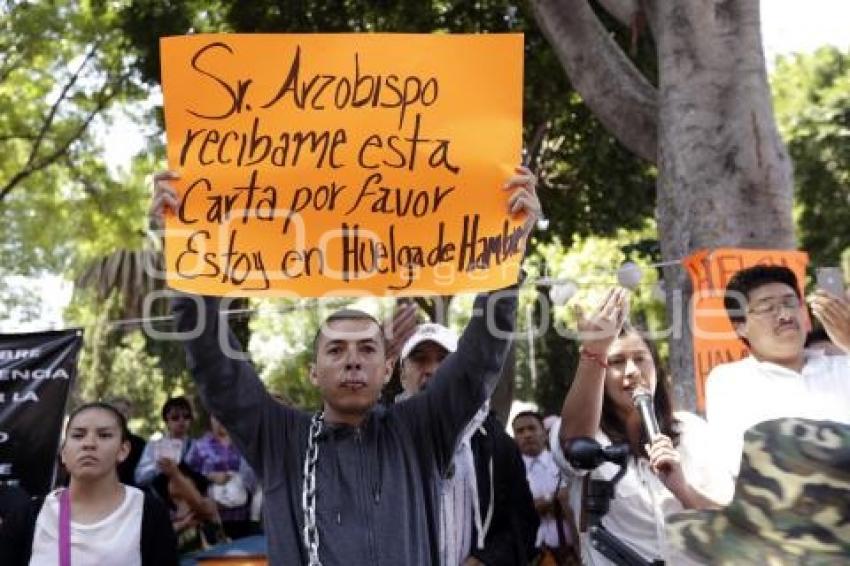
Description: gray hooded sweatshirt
xmin=172 ymin=286 xmax=517 ymax=565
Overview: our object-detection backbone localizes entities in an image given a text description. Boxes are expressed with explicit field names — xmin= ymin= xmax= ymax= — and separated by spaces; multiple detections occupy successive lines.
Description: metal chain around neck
xmin=302 ymin=411 xmax=324 ymax=566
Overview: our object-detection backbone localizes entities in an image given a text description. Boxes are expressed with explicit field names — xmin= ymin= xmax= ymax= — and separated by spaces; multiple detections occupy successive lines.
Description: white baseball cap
xmin=400 ymin=323 xmax=459 ymax=360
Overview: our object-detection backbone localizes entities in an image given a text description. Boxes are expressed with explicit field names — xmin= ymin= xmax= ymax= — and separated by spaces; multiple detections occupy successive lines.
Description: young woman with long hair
xmin=552 ymin=288 xmax=732 ymax=565
xmin=28 ymin=402 xmax=178 ymax=566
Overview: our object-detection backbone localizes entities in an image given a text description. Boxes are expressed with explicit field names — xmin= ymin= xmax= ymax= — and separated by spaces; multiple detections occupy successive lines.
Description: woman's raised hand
xmin=574 ymin=287 xmax=629 ymax=356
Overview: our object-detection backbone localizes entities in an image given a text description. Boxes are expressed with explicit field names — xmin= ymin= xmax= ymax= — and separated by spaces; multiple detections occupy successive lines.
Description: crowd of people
xmin=1 ymin=165 xmax=849 ymax=565
xmin=0 ymin=392 xmax=264 ymax=566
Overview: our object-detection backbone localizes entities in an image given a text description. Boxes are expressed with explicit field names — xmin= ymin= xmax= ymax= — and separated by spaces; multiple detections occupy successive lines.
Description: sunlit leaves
xmin=0 ymin=0 xmax=144 ymax=275
xmin=772 ymin=47 xmax=850 ymax=266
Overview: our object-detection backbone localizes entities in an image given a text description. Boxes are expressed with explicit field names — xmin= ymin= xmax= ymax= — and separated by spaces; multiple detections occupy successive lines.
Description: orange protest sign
xmin=159 ymin=34 xmax=524 ymax=297
xmin=683 ymin=248 xmax=809 ymax=412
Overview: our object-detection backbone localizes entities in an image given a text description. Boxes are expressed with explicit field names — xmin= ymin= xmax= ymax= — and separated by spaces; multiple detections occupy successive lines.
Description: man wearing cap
xmin=397 ymin=322 xmax=539 ymax=566
xmin=705 ymin=265 xmax=850 ymax=479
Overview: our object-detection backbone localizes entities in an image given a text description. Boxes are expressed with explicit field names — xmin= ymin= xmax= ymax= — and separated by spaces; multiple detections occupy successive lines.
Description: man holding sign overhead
xmin=153 ymin=32 xmax=535 ymax=565
xmin=152 ymin=165 xmax=538 ymax=565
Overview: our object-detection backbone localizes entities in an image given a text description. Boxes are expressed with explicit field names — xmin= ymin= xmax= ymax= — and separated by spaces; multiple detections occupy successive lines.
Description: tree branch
xmin=0 ymin=52 xmax=25 ymax=84
xmin=0 ymin=134 xmax=39 ymax=142
xmin=530 ymin=0 xmax=658 ymax=163
xmin=24 ymin=41 xmax=102 ymax=170
xmin=0 ymin=80 xmax=120 ymax=203
xmin=62 ymin=154 xmax=100 ymax=198
xmin=525 ymin=120 xmax=552 ymax=172
xmin=596 ymin=0 xmax=639 ymax=28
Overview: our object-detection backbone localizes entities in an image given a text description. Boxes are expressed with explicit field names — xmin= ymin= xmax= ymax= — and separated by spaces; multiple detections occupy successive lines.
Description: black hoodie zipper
xmin=355 ymin=427 xmax=379 ymax=565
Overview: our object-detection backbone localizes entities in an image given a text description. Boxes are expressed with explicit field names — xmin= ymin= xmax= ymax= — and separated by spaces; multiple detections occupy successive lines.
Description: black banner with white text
xmin=0 ymin=329 xmax=81 ymax=496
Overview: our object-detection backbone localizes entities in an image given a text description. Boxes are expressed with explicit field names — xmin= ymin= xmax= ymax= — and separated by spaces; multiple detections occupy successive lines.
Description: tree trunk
xmin=652 ymin=1 xmax=794 ymax=410
xmin=530 ymin=0 xmax=658 ymax=163
xmin=532 ymin=0 xmax=795 ymax=411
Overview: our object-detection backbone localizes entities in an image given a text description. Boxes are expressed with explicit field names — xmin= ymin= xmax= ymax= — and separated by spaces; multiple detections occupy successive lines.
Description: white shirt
xmin=134 ymin=434 xmax=191 ymax=486
xmin=29 ymin=485 xmax=144 ymax=566
xmin=705 ymin=351 xmax=850 ymax=476
xmin=549 ymin=413 xmax=731 ymax=566
xmin=439 ymin=403 xmax=490 ymax=566
xmin=521 ymin=450 xmax=571 ymax=548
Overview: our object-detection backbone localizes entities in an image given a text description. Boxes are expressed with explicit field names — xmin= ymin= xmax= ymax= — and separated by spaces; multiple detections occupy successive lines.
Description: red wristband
xmin=579 ymin=346 xmax=609 ymax=369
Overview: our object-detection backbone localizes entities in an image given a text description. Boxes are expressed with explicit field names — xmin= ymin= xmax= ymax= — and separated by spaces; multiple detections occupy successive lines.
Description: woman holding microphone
xmin=551 ymin=288 xmax=731 ymax=565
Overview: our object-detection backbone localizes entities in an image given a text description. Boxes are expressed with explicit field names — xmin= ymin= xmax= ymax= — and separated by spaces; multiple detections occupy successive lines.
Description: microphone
xmin=632 ymin=387 xmax=661 ymax=442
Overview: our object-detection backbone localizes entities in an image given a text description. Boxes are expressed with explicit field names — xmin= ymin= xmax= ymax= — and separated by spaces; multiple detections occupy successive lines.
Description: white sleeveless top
xmin=29 ymin=485 xmax=144 ymax=566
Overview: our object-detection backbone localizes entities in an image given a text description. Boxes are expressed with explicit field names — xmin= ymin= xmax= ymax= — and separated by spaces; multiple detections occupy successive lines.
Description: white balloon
xmin=617 ymin=261 xmax=643 ymax=290
xmin=549 ymin=281 xmax=578 ymax=306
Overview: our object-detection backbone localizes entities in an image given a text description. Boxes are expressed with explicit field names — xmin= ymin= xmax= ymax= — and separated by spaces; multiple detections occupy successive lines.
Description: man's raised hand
xmin=809 ymin=289 xmax=850 ymax=353
xmin=383 ymin=301 xmax=419 ymax=364
xmin=504 ymin=165 xmax=541 ymax=236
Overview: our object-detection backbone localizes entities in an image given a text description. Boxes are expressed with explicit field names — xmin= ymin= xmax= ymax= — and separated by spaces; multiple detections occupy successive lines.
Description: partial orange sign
xmin=159 ymin=34 xmax=524 ymax=297
xmin=684 ymin=248 xmax=809 ymax=411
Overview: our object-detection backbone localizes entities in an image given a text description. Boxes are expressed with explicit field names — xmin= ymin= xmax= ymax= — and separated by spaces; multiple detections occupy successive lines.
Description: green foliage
xmin=531 ymin=224 xmax=665 ymax=329
xmin=526 ymin=2 xmax=657 ymax=243
xmin=66 ymin=290 xmax=195 ymax=436
xmin=118 ymin=0 xmax=229 ymax=89
xmin=71 ymin=153 xmax=160 ymax=268
xmin=513 ymin=281 xmax=577 ymax=416
xmin=772 ymin=47 xmax=850 ymax=266
xmin=0 ymin=0 xmax=145 ymax=274
xmin=0 ymin=276 xmax=42 ymax=326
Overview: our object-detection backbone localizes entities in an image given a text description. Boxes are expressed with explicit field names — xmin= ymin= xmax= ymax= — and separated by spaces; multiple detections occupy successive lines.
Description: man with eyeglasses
xmin=705 ymin=265 xmax=850 ymax=481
